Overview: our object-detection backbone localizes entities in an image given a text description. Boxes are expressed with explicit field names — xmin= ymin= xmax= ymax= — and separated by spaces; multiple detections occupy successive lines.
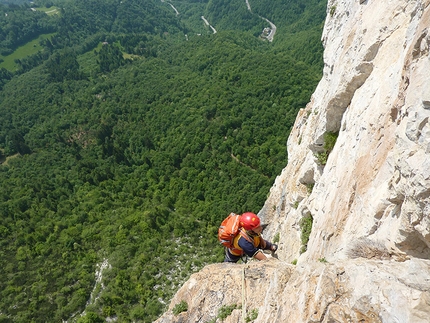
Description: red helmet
xmin=240 ymin=212 xmax=261 ymax=230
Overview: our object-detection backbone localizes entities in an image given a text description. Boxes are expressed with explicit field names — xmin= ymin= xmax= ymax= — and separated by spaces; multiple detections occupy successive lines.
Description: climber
xmin=224 ymin=212 xmax=278 ymax=263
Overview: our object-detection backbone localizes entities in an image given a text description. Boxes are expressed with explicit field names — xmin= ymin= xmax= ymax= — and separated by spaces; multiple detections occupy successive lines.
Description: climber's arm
xmin=253 ymin=250 xmax=268 ymax=261
xmin=239 ymin=237 xmax=268 ymax=261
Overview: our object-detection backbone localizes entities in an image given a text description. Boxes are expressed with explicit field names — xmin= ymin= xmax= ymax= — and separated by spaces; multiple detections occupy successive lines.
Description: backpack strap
xmin=238 ymin=228 xmax=254 ymax=244
xmin=229 ymin=228 xmax=254 ymax=256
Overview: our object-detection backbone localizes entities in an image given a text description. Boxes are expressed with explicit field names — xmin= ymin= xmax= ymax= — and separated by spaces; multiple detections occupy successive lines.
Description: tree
xmin=97 ymin=43 xmax=126 ymax=73
xmin=45 ymin=51 xmax=82 ymax=82
xmin=77 ymin=312 xmax=104 ymax=323
xmin=0 ymin=67 xmax=13 ymax=90
xmin=5 ymin=130 xmax=31 ymax=155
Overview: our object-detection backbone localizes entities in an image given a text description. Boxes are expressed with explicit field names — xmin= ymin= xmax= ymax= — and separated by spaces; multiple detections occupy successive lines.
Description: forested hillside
xmin=0 ymin=0 xmax=327 ymax=322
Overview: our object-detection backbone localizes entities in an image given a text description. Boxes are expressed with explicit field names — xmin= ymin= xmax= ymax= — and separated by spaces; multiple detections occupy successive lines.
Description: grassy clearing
xmin=0 ymin=153 xmax=19 ymax=166
xmin=77 ymin=42 xmax=143 ymax=76
xmin=0 ymin=33 xmax=56 ymax=71
xmin=77 ymin=49 xmax=99 ymax=76
xmin=34 ymin=6 xmax=60 ymax=16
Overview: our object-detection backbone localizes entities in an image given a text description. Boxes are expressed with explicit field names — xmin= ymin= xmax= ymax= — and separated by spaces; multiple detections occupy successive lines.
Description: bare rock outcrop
xmin=156 ymin=258 xmax=430 ymax=323
xmin=156 ymin=0 xmax=430 ymax=322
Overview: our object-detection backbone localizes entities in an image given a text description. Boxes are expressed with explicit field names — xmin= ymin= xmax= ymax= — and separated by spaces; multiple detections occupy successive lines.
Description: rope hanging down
xmin=242 ymin=264 xmax=247 ymax=323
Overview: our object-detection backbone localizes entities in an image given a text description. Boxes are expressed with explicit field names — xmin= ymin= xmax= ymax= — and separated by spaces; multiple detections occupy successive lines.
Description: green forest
xmin=0 ymin=0 xmax=327 ymax=322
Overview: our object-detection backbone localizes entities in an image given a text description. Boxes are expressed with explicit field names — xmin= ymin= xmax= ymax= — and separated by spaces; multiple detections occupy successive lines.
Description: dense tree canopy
xmin=0 ymin=0 xmax=326 ymax=322
xmin=0 ymin=2 xmax=57 ymax=55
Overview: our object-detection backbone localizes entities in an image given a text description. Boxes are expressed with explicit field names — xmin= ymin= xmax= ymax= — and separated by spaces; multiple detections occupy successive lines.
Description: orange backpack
xmin=218 ymin=213 xmax=241 ymax=248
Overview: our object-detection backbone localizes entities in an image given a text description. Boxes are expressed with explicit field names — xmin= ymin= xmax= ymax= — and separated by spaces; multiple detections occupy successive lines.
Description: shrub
xmin=172 ymin=300 xmax=188 ymax=315
xmin=218 ymin=304 xmax=238 ymax=320
xmin=207 ymin=304 xmax=240 ymax=322
xmin=315 ymin=131 xmax=338 ymax=165
xmin=324 ymin=131 xmax=338 ymax=153
xmin=316 ymin=151 xmax=328 ymax=165
xmin=273 ymin=232 xmax=280 ymax=244
xmin=299 ymin=214 xmax=313 ymax=254
xmin=246 ymin=308 xmax=259 ymax=322
xmin=77 ymin=312 xmax=104 ymax=323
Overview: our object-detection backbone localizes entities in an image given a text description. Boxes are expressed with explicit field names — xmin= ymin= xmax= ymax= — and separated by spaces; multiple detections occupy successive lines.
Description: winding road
xmin=201 ymin=16 xmax=217 ymax=34
xmin=160 ymin=0 xmax=179 ymax=16
xmin=245 ymin=0 xmax=276 ymax=42
xmin=161 ymin=0 xmax=276 ymax=41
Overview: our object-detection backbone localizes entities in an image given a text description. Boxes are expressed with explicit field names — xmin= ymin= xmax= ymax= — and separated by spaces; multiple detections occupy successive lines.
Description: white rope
xmin=242 ymin=264 xmax=247 ymax=323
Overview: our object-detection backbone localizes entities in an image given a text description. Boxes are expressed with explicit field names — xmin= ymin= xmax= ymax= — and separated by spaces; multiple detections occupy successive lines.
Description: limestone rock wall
xmin=261 ymin=0 xmax=430 ymax=264
xmin=155 ymin=1 xmax=430 ymax=322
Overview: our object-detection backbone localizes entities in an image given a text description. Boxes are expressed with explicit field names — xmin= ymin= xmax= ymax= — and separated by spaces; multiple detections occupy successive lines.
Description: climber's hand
xmin=271 ymin=244 xmax=278 ymax=252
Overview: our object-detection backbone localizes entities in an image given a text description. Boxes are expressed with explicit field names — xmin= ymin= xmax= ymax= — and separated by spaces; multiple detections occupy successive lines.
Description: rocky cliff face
xmin=155 ymin=1 xmax=430 ymax=322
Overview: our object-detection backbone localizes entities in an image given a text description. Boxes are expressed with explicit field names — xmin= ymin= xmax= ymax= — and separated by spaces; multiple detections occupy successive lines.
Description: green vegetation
xmin=218 ymin=304 xmax=239 ymax=321
xmin=0 ymin=3 xmax=57 ymax=56
xmin=0 ymin=33 xmax=55 ymax=71
xmin=77 ymin=312 xmax=104 ymax=323
xmin=246 ymin=308 xmax=259 ymax=322
xmin=207 ymin=304 xmax=243 ymax=322
xmin=172 ymin=300 xmax=188 ymax=315
xmin=0 ymin=0 xmax=327 ymax=322
xmin=316 ymin=150 xmax=329 ymax=166
xmin=315 ymin=131 xmax=339 ymax=165
xmin=273 ymin=232 xmax=280 ymax=243
xmin=300 ymin=214 xmax=314 ymax=254
xmin=324 ymin=131 xmax=339 ymax=153
xmin=306 ymin=183 xmax=315 ymax=194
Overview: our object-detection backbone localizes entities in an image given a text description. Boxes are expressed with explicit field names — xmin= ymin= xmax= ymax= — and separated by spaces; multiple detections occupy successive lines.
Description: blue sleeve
xmin=263 ymin=240 xmax=273 ymax=250
xmin=238 ymin=236 xmax=260 ymax=258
